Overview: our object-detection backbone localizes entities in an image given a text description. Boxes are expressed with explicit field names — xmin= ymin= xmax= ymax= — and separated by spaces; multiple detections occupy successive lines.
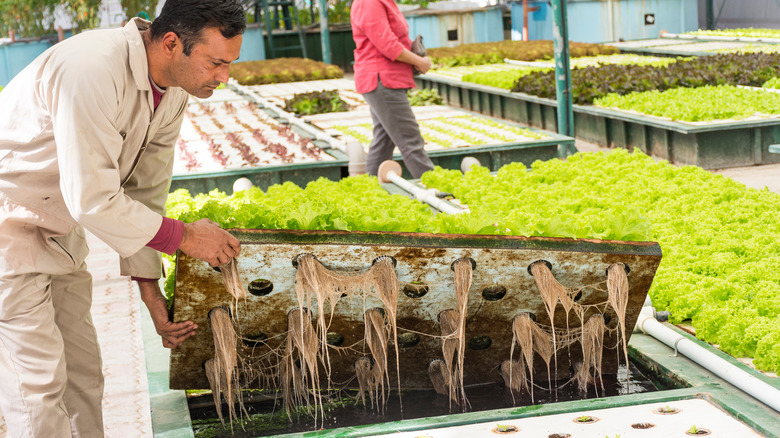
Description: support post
xmin=318 ymin=0 xmax=332 ymax=65
xmin=522 ymin=0 xmax=529 ymax=41
xmin=705 ymin=0 xmax=714 ymax=30
xmin=550 ymin=0 xmax=575 ymax=156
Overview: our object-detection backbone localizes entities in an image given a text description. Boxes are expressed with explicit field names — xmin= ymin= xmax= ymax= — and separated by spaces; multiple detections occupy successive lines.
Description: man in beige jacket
xmin=0 ymin=0 xmax=247 ymax=436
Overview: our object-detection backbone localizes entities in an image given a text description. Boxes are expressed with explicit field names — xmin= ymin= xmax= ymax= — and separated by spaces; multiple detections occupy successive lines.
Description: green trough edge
xmin=170 ymin=149 xmax=348 ymax=182
xmin=224 ymin=228 xmax=662 ymax=256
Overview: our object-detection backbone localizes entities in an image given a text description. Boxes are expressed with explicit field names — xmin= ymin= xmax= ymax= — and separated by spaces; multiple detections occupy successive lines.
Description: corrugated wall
xmin=698 ymin=0 xmax=780 ymax=29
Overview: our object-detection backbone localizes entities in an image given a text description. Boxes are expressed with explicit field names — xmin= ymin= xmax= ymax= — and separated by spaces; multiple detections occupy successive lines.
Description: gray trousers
xmin=361 ymin=79 xmax=434 ymax=179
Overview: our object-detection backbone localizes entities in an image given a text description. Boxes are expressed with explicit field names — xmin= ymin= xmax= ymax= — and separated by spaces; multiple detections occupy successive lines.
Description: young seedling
xmin=656 ymin=405 xmax=680 ymax=414
xmin=494 ymin=424 xmax=518 ymax=433
xmin=685 ymin=425 xmax=710 ymax=435
xmin=573 ymin=415 xmax=598 ymax=423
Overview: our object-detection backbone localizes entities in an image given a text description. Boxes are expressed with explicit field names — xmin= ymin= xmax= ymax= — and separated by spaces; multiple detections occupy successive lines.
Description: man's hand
xmin=138 ymin=281 xmax=197 ymax=349
xmin=179 ymin=219 xmax=241 ymax=267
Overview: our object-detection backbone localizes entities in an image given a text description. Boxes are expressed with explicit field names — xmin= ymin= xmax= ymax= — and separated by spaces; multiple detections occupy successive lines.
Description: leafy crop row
xmin=512 ymin=53 xmax=780 ymax=104
xmin=594 ymin=85 xmax=780 ymax=122
xmin=462 ymin=68 xmax=541 ymax=90
xmin=165 ymin=159 xmax=651 ymax=242
xmin=687 ymin=28 xmax=780 ymax=39
xmin=407 ymin=89 xmax=443 ymax=106
xmin=450 ymin=55 xmax=678 ymax=90
xmin=419 ymin=150 xmax=780 ymax=372
xmin=283 ymin=90 xmax=349 ymax=115
xmin=230 ymin=58 xmax=343 ymax=85
xmin=763 ymin=77 xmax=780 ymax=89
xmin=430 ymin=63 xmax=532 ymax=81
xmin=427 ymin=40 xmax=618 ymax=68
xmin=331 ymin=115 xmax=546 ymax=149
xmin=707 ymin=44 xmax=780 ymax=55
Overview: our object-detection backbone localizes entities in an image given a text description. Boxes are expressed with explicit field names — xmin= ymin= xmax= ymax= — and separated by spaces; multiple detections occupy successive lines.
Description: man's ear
xmin=161 ymin=31 xmax=179 ymax=57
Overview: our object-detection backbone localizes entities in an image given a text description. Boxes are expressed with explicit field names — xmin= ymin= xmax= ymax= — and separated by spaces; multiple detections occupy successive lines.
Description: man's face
xmin=170 ymin=27 xmax=242 ymax=98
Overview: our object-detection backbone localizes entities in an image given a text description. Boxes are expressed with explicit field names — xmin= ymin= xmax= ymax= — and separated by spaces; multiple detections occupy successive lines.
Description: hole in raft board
xmin=481 ymin=285 xmax=507 ymax=301
xmin=632 ymin=422 xmax=655 ymax=429
xmin=402 ymin=282 xmax=429 ymax=298
xmin=468 ymin=335 xmax=492 ymax=350
xmin=242 ymin=332 xmax=268 ymax=348
xmin=248 ymin=279 xmax=273 ymax=296
xmin=397 ymin=332 xmax=420 ymax=348
xmin=655 ymin=406 xmax=682 ymax=415
xmin=326 ymin=332 xmax=344 ymax=347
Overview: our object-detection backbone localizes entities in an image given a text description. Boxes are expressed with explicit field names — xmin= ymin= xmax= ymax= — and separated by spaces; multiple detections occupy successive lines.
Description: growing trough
xmin=415 ymin=75 xmax=780 ymax=169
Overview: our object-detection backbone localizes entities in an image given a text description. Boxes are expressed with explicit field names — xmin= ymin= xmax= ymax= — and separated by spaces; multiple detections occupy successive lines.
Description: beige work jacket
xmin=0 ymin=18 xmax=188 ymax=279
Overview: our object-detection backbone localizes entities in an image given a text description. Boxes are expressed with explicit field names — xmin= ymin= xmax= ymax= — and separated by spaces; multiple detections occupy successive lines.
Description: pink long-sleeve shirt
xmin=351 ymin=0 xmax=415 ymax=93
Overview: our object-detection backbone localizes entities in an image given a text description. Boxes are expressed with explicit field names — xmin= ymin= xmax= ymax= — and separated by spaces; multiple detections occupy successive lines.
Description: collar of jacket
xmin=123 ymin=17 xmax=152 ymax=94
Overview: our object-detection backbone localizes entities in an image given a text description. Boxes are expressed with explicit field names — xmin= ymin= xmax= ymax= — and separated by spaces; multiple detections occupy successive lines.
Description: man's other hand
xmin=138 ymin=281 xmax=197 ymax=349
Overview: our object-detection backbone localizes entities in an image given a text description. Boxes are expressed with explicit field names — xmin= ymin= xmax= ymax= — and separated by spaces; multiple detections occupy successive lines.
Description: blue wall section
xmin=473 ymin=9 xmax=505 ymax=43
xmin=0 ymin=40 xmax=52 ymax=87
xmin=237 ymin=24 xmax=266 ymax=62
xmin=407 ymin=15 xmax=443 ymax=49
xmin=406 ymin=8 xmax=503 ymax=49
xmin=512 ymin=0 xmax=698 ymax=43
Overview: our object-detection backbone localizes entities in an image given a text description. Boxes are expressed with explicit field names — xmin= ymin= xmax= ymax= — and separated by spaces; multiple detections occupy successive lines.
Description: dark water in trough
xmin=189 ymin=363 xmax=659 ymax=437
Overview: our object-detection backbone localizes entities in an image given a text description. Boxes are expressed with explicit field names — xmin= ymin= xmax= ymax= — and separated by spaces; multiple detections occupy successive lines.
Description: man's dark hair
xmin=149 ymin=0 xmax=246 ymax=56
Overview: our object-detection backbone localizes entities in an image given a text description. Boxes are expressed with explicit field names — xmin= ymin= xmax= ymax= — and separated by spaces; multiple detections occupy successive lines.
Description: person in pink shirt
xmin=351 ymin=0 xmax=435 ymax=178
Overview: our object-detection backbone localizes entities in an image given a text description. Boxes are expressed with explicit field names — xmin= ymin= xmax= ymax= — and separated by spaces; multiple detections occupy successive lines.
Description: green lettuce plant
xmin=594 ymin=85 xmax=780 ymax=122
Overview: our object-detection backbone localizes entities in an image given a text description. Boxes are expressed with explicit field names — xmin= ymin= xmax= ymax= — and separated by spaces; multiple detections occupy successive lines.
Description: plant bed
xmin=243 ymin=78 xmax=366 ymax=110
xmin=416 ymin=73 xmax=780 ymax=169
xmin=416 ymin=150 xmax=780 ymax=373
xmin=309 ymin=105 xmax=571 ymax=176
xmin=282 ymin=89 xmax=350 ymax=115
xmin=609 ymin=38 xmax=780 ymax=58
xmin=171 ymin=97 xmax=347 ymax=194
xmin=593 ymin=85 xmax=780 ymax=123
xmin=229 ymin=57 xmax=343 ymax=86
xmin=686 ymin=28 xmax=780 ymax=40
xmin=430 ymin=54 xmax=680 ymax=85
xmin=512 ymin=53 xmax=780 ymax=105
xmin=428 ymin=39 xmax=618 ymax=68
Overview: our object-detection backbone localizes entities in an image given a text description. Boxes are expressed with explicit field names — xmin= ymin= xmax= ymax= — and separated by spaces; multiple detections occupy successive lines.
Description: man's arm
xmin=137 ymin=280 xmax=197 ymax=349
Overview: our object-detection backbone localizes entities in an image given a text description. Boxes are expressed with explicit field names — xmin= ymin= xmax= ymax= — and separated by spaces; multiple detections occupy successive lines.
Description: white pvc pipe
xmin=635 ymin=307 xmax=780 ymax=413
xmin=345 ymin=141 xmax=367 ymax=176
xmin=385 ymin=170 xmax=468 ymax=215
